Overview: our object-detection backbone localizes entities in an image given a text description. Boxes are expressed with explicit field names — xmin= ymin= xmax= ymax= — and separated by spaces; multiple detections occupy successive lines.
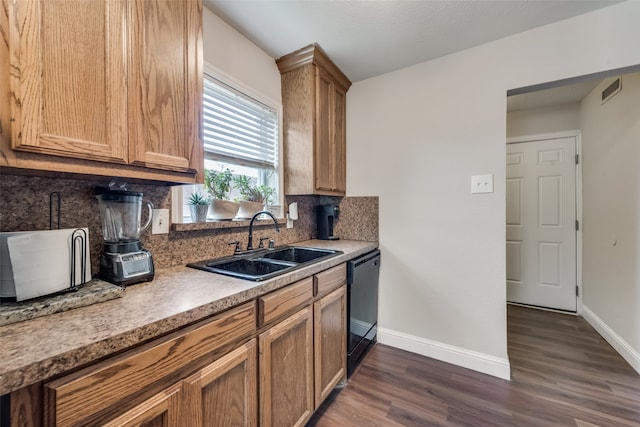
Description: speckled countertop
xmin=0 ymin=239 xmax=377 ymax=395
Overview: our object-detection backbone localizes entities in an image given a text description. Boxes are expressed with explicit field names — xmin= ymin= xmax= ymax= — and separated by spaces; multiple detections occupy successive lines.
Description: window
xmin=175 ymin=71 xmax=282 ymax=222
xmin=203 ymin=75 xmax=278 ymax=172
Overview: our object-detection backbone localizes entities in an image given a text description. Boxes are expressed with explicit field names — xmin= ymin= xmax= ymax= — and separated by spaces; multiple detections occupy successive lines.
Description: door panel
xmin=314 ymin=286 xmax=346 ymax=408
xmin=332 ymin=85 xmax=347 ymax=193
xmin=538 ymin=175 xmax=562 ymax=226
xmin=9 ymin=0 xmax=127 ymax=163
xmin=182 ymin=340 xmax=257 ymax=427
xmin=538 ymin=242 xmax=561 ymax=286
xmin=506 ymin=137 xmax=577 ymax=311
xmin=101 ymin=383 xmax=181 ymax=427
xmin=259 ymin=307 xmax=313 ymax=427
xmin=506 ymin=178 xmax=523 ymax=225
xmin=315 ymin=68 xmax=332 ymax=192
xmin=506 ymin=241 xmax=522 ymax=283
xmin=128 ymin=0 xmax=202 ymax=174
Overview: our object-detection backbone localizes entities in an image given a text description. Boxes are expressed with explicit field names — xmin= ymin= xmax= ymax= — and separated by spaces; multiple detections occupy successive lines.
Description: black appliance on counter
xmin=347 ymin=249 xmax=380 ymax=376
xmin=316 ymin=204 xmax=340 ymax=240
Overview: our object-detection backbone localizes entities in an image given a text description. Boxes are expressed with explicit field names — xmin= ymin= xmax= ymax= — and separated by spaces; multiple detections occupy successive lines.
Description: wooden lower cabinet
xmin=258 ymin=270 xmax=347 ymax=427
xmin=43 ymin=302 xmax=256 ymax=427
xmin=182 ymin=339 xmax=257 ymax=427
xmin=259 ymin=306 xmax=314 ymax=427
xmin=8 ymin=263 xmax=350 ymax=427
xmin=102 ymin=383 xmax=182 ymax=427
xmin=314 ymin=285 xmax=347 ymax=408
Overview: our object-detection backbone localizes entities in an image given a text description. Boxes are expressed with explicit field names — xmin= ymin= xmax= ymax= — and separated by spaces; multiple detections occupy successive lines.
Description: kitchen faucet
xmin=247 ymin=210 xmax=280 ymax=250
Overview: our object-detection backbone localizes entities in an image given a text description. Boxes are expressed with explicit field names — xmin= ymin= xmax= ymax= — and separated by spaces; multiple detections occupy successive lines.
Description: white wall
xmin=199 ymin=8 xmax=284 ymax=211
xmin=347 ymin=1 xmax=640 ymax=379
xmin=507 ymin=103 xmax=580 ymax=138
xmin=581 ymin=73 xmax=640 ymax=372
xmin=203 ymin=8 xmax=281 ymax=104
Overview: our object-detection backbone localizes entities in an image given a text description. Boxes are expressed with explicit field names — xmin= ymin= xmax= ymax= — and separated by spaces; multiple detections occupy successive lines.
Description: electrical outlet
xmin=152 ymin=209 xmax=170 ymax=234
xmin=471 ymin=174 xmax=494 ymax=194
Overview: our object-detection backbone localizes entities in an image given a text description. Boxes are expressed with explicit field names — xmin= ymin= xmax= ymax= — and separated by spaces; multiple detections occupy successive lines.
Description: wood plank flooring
xmin=307 ymin=305 xmax=640 ymax=426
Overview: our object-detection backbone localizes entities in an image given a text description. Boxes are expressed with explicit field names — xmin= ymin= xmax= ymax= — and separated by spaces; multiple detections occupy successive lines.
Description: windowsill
xmin=172 ymin=217 xmax=286 ymax=232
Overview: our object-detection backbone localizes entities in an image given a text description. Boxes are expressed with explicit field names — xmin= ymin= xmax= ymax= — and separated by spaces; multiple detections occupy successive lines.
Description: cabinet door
xmin=314 ymin=67 xmax=346 ymax=195
xmin=182 ymin=339 xmax=257 ymax=427
xmin=332 ymin=84 xmax=347 ymax=194
xmin=259 ymin=306 xmax=314 ymax=427
xmin=8 ymin=0 xmax=128 ymax=163
xmin=127 ymin=0 xmax=203 ymax=175
xmin=314 ymin=67 xmax=333 ymax=193
xmin=314 ymin=285 xmax=346 ymax=408
xmin=102 ymin=383 xmax=181 ymax=427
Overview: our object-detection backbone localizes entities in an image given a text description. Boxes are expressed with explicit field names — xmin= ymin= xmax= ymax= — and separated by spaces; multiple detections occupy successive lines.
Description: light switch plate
xmin=152 ymin=209 xmax=170 ymax=234
xmin=471 ymin=174 xmax=494 ymax=194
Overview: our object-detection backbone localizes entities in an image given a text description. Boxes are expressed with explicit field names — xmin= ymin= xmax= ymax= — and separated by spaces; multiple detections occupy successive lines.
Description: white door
xmin=506 ymin=137 xmax=577 ymax=311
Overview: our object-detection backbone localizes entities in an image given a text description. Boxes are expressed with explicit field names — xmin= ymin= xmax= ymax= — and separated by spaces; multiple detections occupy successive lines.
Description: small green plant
xmin=204 ymin=168 xmax=233 ymax=200
xmin=232 ymin=175 xmax=276 ymax=204
xmin=187 ymin=192 xmax=210 ymax=205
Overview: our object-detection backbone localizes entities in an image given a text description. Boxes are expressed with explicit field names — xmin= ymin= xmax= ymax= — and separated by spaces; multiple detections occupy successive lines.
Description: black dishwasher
xmin=347 ymin=249 xmax=380 ymax=376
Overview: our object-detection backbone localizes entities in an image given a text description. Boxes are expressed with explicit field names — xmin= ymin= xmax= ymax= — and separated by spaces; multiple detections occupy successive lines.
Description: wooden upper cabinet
xmin=277 ymin=44 xmax=351 ymax=196
xmin=9 ymin=0 xmax=128 ymax=163
xmin=4 ymin=0 xmax=203 ymax=183
xmin=332 ymin=84 xmax=347 ymax=194
xmin=128 ymin=0 xmax=202 ymax=175
xmin=314 ymin=68 xmax=333 ymax=193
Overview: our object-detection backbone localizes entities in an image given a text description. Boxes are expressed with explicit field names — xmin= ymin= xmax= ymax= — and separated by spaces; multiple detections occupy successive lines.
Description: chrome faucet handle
xmin=258 ymin=237 xmax=270 ymax=249
xmin=228 ymin=240 xmax=241 ymax=255
xmin=268 ymin=239 xmax=275 ymax=250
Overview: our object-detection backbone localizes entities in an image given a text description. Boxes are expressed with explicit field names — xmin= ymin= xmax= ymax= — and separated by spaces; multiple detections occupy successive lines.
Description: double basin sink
xmin=187 ymin=246 xmax=343 ymax=281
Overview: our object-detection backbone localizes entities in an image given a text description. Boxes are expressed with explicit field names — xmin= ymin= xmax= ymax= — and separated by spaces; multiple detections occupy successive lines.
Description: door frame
xmin=506 ymin=130 xmax=583 ymax=314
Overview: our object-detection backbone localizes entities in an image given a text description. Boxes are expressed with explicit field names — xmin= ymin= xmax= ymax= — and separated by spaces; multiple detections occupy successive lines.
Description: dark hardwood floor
xmin=308 ymin=305 xmax=640 ymax=426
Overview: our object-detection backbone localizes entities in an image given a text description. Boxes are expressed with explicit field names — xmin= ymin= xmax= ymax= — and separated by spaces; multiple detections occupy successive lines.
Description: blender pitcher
xmin=96 ymin=183 xmax=153 ymax=244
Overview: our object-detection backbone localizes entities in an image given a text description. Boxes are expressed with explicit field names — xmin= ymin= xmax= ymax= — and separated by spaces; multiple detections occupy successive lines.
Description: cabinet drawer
xmin=258 ymin=278 xmax=313 ymax=327
xmin=44 ymin=302 xmax=256 ymax=427
xmin=315 ymin=263 xmax=346 ymax=297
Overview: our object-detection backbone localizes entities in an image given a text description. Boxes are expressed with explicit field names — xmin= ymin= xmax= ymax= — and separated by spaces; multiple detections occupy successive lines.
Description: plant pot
xmin=189 ymin=205 xmax=209 ymax=222
xmin=208 ymin=199 xmax=240 ymax=220
xmin=235 ymin=201 xmax=264 ymax=219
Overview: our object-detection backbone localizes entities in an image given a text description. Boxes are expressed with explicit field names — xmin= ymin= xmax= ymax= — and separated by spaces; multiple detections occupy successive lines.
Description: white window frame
xmin=172 ymin=63 xmax=284 ymax=223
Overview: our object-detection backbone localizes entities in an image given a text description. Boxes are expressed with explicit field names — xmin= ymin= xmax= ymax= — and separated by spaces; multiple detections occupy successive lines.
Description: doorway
xmin=506 ymin=134 xmax=579 ymax=312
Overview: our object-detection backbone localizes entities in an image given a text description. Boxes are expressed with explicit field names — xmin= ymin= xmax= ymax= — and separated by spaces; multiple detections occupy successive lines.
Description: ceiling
xmin=204 ymin=0 xmax=621 ymax=83
xmin=507 ymin=79 xmax=601 ymax=111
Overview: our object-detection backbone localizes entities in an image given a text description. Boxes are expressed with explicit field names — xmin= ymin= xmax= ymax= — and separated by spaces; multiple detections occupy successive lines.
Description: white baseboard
xmin=581 ymin=305 xmax=640 ymax=375
xmin=377 ymin=327 xmax=511 ymax=380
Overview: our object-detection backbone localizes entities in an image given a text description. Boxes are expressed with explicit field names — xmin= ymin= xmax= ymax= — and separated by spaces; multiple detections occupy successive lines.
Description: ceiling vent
xmin=601 ymin=77 xmax=621 ymax=104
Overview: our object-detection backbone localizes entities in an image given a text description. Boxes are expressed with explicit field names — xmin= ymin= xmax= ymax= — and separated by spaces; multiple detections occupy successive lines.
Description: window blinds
xmin=203 ymin=74 xmax=278 ymax=170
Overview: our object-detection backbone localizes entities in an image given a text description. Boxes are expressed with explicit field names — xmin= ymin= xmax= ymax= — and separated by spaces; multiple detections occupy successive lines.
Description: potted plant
xmin=204 ymin=168 xmax=240 ymax=220
xmin=232 ymin=175 xmax=276 ymax=219
xmin=187 ymin=192 xmax=210 ymax=222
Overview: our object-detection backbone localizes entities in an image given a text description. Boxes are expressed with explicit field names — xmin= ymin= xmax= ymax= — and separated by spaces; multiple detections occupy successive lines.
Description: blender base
xmin=99 ymin=247 xmax=155 ymax=287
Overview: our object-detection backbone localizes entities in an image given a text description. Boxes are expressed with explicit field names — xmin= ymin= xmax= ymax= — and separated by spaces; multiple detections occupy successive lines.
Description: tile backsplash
xmin=0 ymin=173 xmax=378 ymax=274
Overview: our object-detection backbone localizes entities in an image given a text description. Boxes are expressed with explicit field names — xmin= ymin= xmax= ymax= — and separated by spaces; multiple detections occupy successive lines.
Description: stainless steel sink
xmin=187 ymin=246 xmax=342 ymax=281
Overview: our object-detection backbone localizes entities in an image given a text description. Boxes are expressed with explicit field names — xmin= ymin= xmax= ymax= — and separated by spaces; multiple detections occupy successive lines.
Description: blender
xmin=95 ymin=181 xmax=155 ymax=286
